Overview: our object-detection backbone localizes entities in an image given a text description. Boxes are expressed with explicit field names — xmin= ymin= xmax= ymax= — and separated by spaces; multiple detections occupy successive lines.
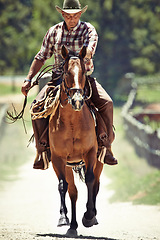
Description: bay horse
xmin=49 ymin=45 xmax=103 ymax=237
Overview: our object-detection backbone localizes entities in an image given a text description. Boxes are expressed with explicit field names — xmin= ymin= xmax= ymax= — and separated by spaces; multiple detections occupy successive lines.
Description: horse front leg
xmin=58 ymin=179 xmax=70 ymax=227
xmin=65 ymin=166 xmax=78 ymax=237
xmin=51 ymin=153 xmax=69 ymax=227
xmin=82 ymin=148 xmax=98 ymax=228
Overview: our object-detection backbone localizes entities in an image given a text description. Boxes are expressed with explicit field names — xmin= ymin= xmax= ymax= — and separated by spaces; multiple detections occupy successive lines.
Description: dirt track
xmin=0 ymin=94 xmax=160 ymax=240
xmin=1 ymin=143 xmax=160 ymax=240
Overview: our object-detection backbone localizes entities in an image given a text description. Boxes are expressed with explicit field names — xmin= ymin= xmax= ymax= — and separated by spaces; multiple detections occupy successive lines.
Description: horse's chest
xmin=52 ymin=122 xmax=93 ymax=155
xmin=56 ymin=124 xmax=88 ymax=146
xmin=49 ymin=107 xmax=96 ymax=158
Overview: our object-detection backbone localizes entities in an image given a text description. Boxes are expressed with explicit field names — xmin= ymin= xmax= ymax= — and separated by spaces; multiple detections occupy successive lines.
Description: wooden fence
xmin=122 ymin=82 xmax=160 ymax=168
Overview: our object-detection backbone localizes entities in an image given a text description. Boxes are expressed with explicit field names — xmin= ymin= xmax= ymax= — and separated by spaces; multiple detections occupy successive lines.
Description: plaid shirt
xmin=35 ymin=20 xmax=98 ymax=75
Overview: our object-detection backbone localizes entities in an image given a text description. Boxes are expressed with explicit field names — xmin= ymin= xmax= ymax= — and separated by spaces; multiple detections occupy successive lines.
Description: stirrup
xmin=33 ymin=151 xmax=50 ymax=170
xmin=42 ymin=151 xmax=50 ymax=170
xmin=97 ymin=146 xmax=118 ymax=165
xmin=97 ymin=146 xmax=106 ymax=164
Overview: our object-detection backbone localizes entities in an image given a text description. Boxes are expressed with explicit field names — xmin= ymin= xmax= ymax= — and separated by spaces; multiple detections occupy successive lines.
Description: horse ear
xmin=79 ymin=46 xmax=86 ymax=59
xmin=61 ymin=45 xmax=69 ymax=59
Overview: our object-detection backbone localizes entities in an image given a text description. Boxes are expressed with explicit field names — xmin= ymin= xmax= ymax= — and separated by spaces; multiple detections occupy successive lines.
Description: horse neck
xmin=60 ymin=88 xmax=68 ymax=108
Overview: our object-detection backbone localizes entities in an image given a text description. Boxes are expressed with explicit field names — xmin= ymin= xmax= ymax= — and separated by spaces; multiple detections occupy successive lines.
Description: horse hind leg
xmin=82 ymin=168 xmax=98 ymax=228
xmin=83 ymin=161 xmax=103 ymax=227
xmin=82 ymin=149 xmax=98 ymax=228
xmin=93 ymin=160 xmax=103 ymax=217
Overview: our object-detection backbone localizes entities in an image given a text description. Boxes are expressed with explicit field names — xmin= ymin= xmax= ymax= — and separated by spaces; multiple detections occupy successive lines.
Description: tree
xmin=1 ymin=0 xmax=160 ymax=95
xmin=0 ymin=0 xmax=32 ymax=74
xmin=81 ymin=0 xmax=160 ymax=93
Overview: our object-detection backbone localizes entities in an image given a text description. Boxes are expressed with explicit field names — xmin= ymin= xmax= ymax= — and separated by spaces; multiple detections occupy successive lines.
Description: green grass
xmin=0 ymin=118 xmax=33 ymax=189
xmin=0 ymin=83 xmax=20 ymax=95
xmin=105 ymin=107 xmax=160 ymax=205
xmin=136 ymin=84 xmax=160 ymax=103
xmin=143 ymin=116 xmax=160 ymax=131
xmin=109 ymin=81 xmax=160 ymax=205
xmin=0 ymin=87 xmax=34 ymax=190
xmin=132 ymin=83 xmax=160 ymax=131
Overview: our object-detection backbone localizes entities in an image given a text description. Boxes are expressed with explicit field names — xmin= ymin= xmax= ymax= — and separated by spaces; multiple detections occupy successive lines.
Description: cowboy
xmin=21 ymin=0 xmax=118 ymax=169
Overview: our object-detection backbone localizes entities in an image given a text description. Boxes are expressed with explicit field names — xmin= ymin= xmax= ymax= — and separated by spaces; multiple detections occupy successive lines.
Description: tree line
xmin=0 ymin=0 xmax=160 ymax=93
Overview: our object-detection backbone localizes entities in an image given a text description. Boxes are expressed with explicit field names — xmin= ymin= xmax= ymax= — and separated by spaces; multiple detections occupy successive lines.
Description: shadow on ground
xmin=36 ymin=233 xmax=117 ymax=240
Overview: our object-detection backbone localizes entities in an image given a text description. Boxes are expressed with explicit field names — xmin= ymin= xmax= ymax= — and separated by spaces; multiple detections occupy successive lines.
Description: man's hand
xmin=21 ymin=81 xmax=31 ymax=96
xmin=84 ymin=48 xmax=92 ymax=64
xmin=85 ymin=48 xmax=92 ymax=59
xmin=21 ymin=59 xmax=44 ymax=96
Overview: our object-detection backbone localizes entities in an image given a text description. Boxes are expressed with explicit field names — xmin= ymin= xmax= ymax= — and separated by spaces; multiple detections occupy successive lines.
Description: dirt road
xmin=0 ymin=95 xmax=160 ymax=240
xmin=0 ymin=144 xmax=160 ymax=240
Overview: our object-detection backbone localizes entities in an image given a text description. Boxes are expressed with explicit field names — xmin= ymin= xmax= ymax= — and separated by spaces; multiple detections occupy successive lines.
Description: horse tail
xmin=73 ymin=165 xmax=86 ymax=182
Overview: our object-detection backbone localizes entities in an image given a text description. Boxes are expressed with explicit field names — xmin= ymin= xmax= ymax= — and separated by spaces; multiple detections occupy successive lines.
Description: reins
xmin=6 ymin=56 xmax=92 ymax=129
xmin=30 ymin=63 xmax=64 ymax=88
xmin=6 ymin=96 xmax=28 ymax=134
xmin=6 ymin=62 xmax=64 ymax=129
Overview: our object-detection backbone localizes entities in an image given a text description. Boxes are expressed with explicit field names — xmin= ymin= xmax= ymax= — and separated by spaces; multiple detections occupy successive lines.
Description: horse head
xmin=61 ymin=45 xmax=87 ymax=111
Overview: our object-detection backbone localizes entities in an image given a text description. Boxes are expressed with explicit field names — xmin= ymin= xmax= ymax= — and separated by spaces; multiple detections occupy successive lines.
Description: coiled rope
xmin=30 ymin=86 xmax=61 ymax=120
xmin=6 ymin=63 xmax=64 ymax=133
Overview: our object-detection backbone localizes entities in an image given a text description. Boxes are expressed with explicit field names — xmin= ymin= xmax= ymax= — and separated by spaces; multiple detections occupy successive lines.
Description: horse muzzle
xmin=69 ymin=91 xmax=84 ymax=111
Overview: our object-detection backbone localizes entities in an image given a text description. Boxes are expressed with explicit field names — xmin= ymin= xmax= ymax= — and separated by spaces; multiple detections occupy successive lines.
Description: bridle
xmin=61 ymin=56 xmax=92 ymax=107
xmin=6 ymin=54 xmax=92 ymax=124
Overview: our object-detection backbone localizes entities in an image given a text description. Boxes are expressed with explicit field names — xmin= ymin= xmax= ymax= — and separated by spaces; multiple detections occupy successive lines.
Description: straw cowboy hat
xmin=55 ymin=0 xmax=88 ymax=14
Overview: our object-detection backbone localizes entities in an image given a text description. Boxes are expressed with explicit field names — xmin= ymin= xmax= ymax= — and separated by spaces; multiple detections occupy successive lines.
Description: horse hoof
xmin=82 ymin=215 xmax=98 ymax=228
xmin=57 ymin=216 xmax=70 ymax=227
xmin=66 ymin=228 xmax=78 ymax=237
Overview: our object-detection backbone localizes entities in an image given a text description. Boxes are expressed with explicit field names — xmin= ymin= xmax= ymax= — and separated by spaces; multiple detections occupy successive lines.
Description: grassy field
xmin=0 ymin=120 xmax=33 ymax=188
xmin=0 ymin=83 xmax=20 ymax=95
xmin=106 ymin=79 xmax=160 ymax=205
xmin=136 ymin=85 xmax=160 ymax=104
xmin=105 ymin=107 xmax=160 ymax=205
xmin=0 ymin=83 xmax=35 ymax=189
xmin=0 ymin=83 xmax=160 ymax=205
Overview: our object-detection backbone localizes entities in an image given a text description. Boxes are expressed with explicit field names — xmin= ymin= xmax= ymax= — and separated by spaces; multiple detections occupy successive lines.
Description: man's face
xmin=62 ymin=11 xmax=82 ymax=30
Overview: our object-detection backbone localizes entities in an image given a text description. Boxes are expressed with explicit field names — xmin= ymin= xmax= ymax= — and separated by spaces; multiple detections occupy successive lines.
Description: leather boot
xmin=98 ymin=102 xmax=118 ymax=165
xmin=87 ymin=76 xmax=117 ymax=165
xmin=104 ymin=147 xmax=117 ymax=165
xmin=97 ymin=146 xmax=117 ymax=165
xmin=33 ymin=149 xmax=51 ymax=170
xmin=32 ymin=117 xmax=50 ymax=170
xmin=31 ymin=76 xmax=61 ymax=170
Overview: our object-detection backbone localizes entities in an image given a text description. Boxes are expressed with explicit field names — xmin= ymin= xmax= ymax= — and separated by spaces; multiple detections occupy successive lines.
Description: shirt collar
xmin=63 ymin=20 xmax=81 ymax=32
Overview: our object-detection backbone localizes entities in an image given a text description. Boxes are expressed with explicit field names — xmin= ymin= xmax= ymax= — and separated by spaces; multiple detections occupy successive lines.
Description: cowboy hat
xmin=55 ymin=0 xmax=88 ymax=14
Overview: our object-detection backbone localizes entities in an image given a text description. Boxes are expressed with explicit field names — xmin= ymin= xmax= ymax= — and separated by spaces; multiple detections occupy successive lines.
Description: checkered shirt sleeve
xmin=35 ymin=21 xmax=98 ymax=75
